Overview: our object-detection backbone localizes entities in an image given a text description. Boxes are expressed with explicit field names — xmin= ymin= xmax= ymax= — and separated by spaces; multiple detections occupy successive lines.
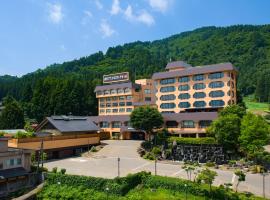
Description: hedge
xmin=167 ymin=137 xmax=217 ymax=145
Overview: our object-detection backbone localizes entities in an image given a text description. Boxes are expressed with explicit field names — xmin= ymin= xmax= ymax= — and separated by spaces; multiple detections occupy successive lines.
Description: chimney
xmin=0 ymin=137 xmax=9 ymax=153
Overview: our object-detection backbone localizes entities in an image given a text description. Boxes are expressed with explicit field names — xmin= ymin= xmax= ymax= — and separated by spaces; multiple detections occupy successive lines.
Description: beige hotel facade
xmin=91 ymin=61 xmax=237 ymax=140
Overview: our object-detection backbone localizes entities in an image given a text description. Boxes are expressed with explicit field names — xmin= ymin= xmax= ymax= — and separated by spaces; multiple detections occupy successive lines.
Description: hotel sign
xmin=103 ymin=72 xmax=129 ymax=84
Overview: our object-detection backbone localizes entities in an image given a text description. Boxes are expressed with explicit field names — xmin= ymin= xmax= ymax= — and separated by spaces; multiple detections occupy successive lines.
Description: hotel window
xmin=119 ymin=102 xmax=125 ymax=106
xmin=16 ymin=158 xmax=22 ymax=165
xmin=112 ymin=96 xmax=117 ymax=101
xmin=193 ymin=92 xmax=206 ymax=99
xmin=97 ymin=91 xmax=103 ymax=95
xmin=231 ymin=82 xmax=235 ymax=88
xmin=209 ymin=90 xmax=224 ymax=98
xmin=119 ymin=96 xmax=125 ymax=100
xmin=160 ymin=103 xmax=176 ymax=109
xmin=210 ymin=100 xmax=225 ymax=107
xmin=178 ymin=102 xmax=191 ymax=108
xmin=104 ymin=90 xmax=110 ymax=95
xmin=181 ymin=120 xmax=195 ymax=128
xmin=0 ymin=162 xmax=3 ymax=169
xmin=160 ymin=86 xmax=175 ymax=93
xmin=124 ymin=121 xmax=131 ymax=126
xmin=126 ymin=95 xmax=132 ymax=100
xmin=178 ymin=84 xmax=190 ymax=91
xmin=209 ymin=81 xmax=224 ymax=88
xmin=113 ymin=109 xmax=118 ymax=113
xmin=117 ymin=88 xmax=124 ymax=93
xmin=179 ymin=76 xmax=190 ymax=83
xmin=166 ymin=121 xmax=178 ymax=128
xmin=112 ymin=121 xmax=121 ymax=128
xmin=111 ymin=89 xmax=117 ymax=94
xmin=106 ymin=97 xmax=111 ymax=101
xmin=100 ymin=98 xmax=105 ymax=102
xmin=100 ymin=121 xmax=109 ymax=128
xmin=193 ymin=83 xmax=206 ymax=90
xmin=106 ymin=109 xmax=111 ymax=113
xmin=227 ymin=81 xmax=231 ymax=86
xmin=126 ymin=108 xmax=132 ymax=112
xmin=144 ymin=89 xmax=151 ymax=94
xmin=100 ymin=109 xmax=105 ymax=113
xmin=193 ymin=74 xmax=205 ymax=81
xmin=145 ymin=97 xmax=151 ymax=101
xmin=100 ymin=103 xmax=105 ymax=108
xmin=126 ymin=102 xmax=132 ymax=106
xmin=208 ymin=72 xmax=224 ymax=79
xmin=119 ymin=108 xmax=125 ymax=112
xmin=124 ymin=88 xmax=131 ymax=93
xmin=160 ymin=94 xmax=176 ymax=101
xmin=6 ymin=159 xmax=15 ymax=167
xmin=160 ymin=78 xmax=175 ymax=85
xmin=178 ymin=93 xmax=190 ymax=100
xmin=199 ymin=120 xmax=212 ymax=128
xmin=193 ymin=101 xmax=206 ymax=108
xmin=106 ymin=103 xmax=111 ymax=107
xmin=112 ymin=102 xmax=118 ymax=107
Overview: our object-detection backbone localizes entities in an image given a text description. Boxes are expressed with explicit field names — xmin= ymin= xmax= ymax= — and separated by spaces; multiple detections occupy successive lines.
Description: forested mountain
xmin=0 ymin=25 xmax=270 ymax=122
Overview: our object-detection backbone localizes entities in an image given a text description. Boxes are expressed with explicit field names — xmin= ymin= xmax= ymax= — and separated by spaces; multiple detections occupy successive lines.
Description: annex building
xmin=91 ymin=61 xmax=237 ymax=139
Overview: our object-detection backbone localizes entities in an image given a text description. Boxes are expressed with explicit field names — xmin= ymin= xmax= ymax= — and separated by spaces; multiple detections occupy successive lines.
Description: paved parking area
xmin=44 ymin=140 xmax=270 ymax=198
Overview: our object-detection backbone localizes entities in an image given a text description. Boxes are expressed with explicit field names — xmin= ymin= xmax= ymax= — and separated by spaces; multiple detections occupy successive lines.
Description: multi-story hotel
xmin=90 ymin=61 xmax=237 ymax=139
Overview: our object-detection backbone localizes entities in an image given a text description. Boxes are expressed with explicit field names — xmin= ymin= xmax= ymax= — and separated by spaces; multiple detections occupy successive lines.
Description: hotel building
xmin=91 ymin=61 xmax=237 ymax=139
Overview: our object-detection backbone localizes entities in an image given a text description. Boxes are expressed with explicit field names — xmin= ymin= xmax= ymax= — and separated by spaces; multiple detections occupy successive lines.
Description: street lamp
xmin=261 ymin=172 xmax=269 ymax=198
xmin=117 ymin=157 xmax=120 ymax=177
xmin=106 ymin=187 xmax=109 ymax=200
xmin=154 ymin=157 xmax=157 ymax=176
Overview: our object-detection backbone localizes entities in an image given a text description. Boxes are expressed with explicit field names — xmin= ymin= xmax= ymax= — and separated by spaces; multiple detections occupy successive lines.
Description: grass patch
xmin=244 ymin=96 xmax=269 ymax=112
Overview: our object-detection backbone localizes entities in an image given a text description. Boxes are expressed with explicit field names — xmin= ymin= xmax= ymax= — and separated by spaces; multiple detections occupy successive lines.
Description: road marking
xmin=132 ymin=162 xmax=151 ymax=171
xmin=69 ymin=158 xmax=87 ymax=162
xmin=172 ymin=169 xmax=184 ymax=176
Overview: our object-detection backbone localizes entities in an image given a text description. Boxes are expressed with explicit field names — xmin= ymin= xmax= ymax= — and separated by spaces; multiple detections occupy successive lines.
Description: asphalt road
xmin=44 ymin=140 xmax=270 ymax=198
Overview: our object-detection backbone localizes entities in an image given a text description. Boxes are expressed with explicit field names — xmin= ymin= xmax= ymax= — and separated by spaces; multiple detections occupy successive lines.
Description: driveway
xmin=44 ymin=140 xmax=270 ymax=198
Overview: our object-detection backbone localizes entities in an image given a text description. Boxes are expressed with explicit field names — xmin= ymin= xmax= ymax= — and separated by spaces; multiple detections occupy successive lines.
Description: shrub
xmin=90 ymin=146 xmax=97 ymax=152
xmin=143 ymin=152 xmax=155 ymax=160
xmin=52 ymin=167 xmax=58 ymax=173
xmin=151 ymin=146 xmax=161 ymax=156
xmin=0 ymin=132 xmax=4 ymax=137
xmin=205 ymin=162 xmax=215 ymax=167
xmin=60 ymin=168 xmax=66 ymax=174
xmin=13 ymin=131 xmax=34 ymax=139
xmin=167 ymin=137 xmax=217 ymax=145
xmin=141 ymin=141 xmax=151 ymax=151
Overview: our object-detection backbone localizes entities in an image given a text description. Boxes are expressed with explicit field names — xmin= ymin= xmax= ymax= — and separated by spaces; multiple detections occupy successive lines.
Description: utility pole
xmin=262 ymin=172 xmax=269 ymax=198
xmin=117 ymin=157 xmax=120 ymax=177
xmin=40 ymin=139 xmax=44 ymax=168
xmin=154 ymin=157 xmax=157 ymax=176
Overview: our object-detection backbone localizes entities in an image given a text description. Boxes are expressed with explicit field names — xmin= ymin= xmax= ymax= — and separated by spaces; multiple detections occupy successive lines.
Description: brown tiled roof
xmin=162 ymin=112 xmax=218 ymax=122
xmin=152 ymin=62 xmax=237 ymax=80
xmin=88 ymin=112 xmax=218 ymax=123
xmin=165 ymin=61 xmax=192 ymax=70
xmin=94 ymin=82 xmax=140 ymax=92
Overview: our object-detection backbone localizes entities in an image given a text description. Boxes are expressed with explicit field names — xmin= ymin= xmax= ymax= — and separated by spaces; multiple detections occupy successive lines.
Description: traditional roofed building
xmin=8 ymin=116 xmax=100 ymax=159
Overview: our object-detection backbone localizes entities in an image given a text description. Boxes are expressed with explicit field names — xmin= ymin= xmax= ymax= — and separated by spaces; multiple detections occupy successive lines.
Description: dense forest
xmin=0 ymin=25 xmax=270 ymax=122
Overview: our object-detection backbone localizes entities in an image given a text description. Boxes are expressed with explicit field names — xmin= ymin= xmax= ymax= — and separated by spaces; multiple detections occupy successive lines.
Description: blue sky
xmin=0 ymin=0 xmax=270 ymax=76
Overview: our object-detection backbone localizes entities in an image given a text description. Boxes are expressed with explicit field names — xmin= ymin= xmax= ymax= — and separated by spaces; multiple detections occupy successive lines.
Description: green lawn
xmin=244 ymin=97 xmax=269 ymax=112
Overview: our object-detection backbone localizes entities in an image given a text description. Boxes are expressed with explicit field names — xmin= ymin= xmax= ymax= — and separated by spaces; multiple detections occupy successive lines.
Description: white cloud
xmin=110 ymin=0 xmax=121 ymax=15
xmin=148 ymin=0 xmax=171 ymax=13
xmin=95 ymin=0 xmax=103 ymax=10
xmin=99 ymin=20 xmax=116 ymax=38
xmin=81 ymin=10 xmax=93 ymax=25
xmin=47 ymin=3 xmax=64 ymax=24
xmin=124 ymin=5 xmax=155 ymax=26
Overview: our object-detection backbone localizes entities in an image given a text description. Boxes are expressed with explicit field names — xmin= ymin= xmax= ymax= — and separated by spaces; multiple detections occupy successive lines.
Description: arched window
xmin=160 ymin=86 xmax=175 ymax=93
xmin=166 ymin=121 xmax=178 ymax=128
xmin=178 ymin=93 xmax=190 ymax=100
xmin=209 ymin=81 xmax=224 ymax=88
xmin=112 ymin=121 xmax=121 ymax=128
xmin=209 ymin=90 xmax=224 ymax=98
xmin=193 ymin=83 xmax=206 ymax=90
xmin=199 ymin=120 xmax=212 ymax=128
xmin=209 ymin=100 xmax=225 ymax=107
xmin=193 ymin=92 xmax=206 ymax=99
xmin=181 ymin=120 xmax=195 ymax=128
xmin=179 ymin=76 xmax=190 ymax=83
xmin=160 ymin=94 xmax=176 ymax=101
xmin=178 ymin=102 xmax=191 ymax=108
xmin=97 ymin=91 xmax=103 ymax=95
xmin=160 ymin=78 xmax=175 ymax=85
xmin=208 ymin=72 xmax=224 ymax=79
xmin=160 ymin=103 xmax=176 ymax=109
xmin=104 ymin=90 xmax=110 ymax=95
xmin=124 ymin=88 xmax=131 ymax=93
xmin=178 ymin=84 xmax=190 ymax=91
xmin=117 ymin=88 xmax=124 ymax=93
xmin=193 ymin=74 xmax=205 ymax=81
xmin=110 ymin=89 xmax=117 ymax=94
xmin=100 ymin=121 xmax=109 ymax=128
xmin=193 ymin=101 xmax=206 ymax=108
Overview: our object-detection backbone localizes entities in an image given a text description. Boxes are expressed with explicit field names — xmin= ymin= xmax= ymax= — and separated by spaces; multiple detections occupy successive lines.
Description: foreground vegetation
xmin=37 ymin=172 xmax=264 ymax=200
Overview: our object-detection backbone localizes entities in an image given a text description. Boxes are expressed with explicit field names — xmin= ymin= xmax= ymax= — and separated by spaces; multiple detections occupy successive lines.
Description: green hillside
xmin=0 ymin=25 xmax=270 ymax=121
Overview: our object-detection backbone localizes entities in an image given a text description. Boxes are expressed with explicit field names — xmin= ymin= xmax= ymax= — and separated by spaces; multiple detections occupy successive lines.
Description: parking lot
xmin=44 ymin=140 xmax=269 ymax=198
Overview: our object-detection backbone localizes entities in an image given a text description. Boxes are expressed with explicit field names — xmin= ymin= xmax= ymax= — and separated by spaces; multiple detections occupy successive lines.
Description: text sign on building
xmin=103 ymin=72 xmax=129 ymax=84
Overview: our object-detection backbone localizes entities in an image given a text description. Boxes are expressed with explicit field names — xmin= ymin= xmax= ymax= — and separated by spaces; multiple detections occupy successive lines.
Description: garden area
xmin=37 ymin=171 xmax=265 ymax=200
